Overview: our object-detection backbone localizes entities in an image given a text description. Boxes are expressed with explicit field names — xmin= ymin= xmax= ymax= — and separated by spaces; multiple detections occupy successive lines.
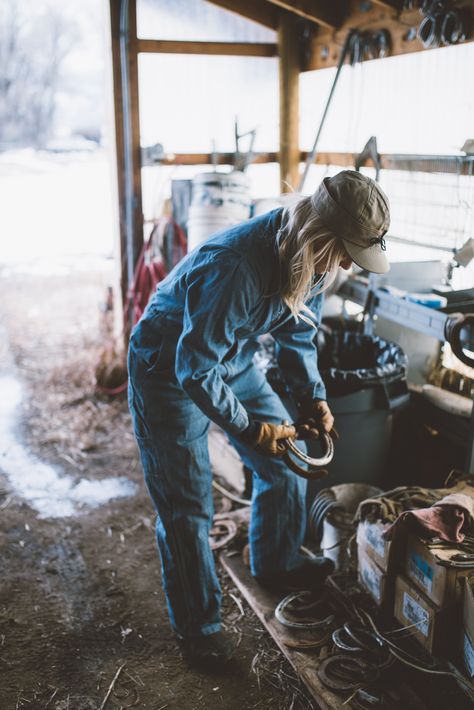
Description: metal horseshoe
xmin=275 ymin=590 xmax=335 ymax=630
xmin=282 ymin=431 xmax=334 ymax=480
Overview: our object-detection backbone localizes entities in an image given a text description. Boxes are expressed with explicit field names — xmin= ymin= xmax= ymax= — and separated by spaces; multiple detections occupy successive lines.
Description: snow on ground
xmin=0 ymin=150 xmax=138 ymax=517
xmin=0 ymin=149 xmax=115 ymax=275
xmin=0 ymin=372 xmax=138 ymax=518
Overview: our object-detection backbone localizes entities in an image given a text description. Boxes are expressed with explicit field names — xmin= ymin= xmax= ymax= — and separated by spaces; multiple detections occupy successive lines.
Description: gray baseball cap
xmin=310 ymin=170 xmax=390 ymax=274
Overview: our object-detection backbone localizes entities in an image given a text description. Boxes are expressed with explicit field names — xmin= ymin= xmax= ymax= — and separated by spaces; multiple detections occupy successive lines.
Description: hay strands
xmin=98 ymin=662 xmax=126 ymax=710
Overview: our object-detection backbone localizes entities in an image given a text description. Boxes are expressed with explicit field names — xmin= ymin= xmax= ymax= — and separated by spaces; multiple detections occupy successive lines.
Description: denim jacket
xmin=130 ymin=208 xmax=326 ymax=435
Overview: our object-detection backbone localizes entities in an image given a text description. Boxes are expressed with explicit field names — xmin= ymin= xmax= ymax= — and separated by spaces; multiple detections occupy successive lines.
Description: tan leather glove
xmin=242 ymin=421 xmax=297 ymax=457
xmin=297 ymin=399 xmax=338 ymax=440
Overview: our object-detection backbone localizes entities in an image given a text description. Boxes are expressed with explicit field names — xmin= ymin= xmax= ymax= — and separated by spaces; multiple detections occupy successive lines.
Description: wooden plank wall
xmin=307 ymin=0 xmax=474 ymax=71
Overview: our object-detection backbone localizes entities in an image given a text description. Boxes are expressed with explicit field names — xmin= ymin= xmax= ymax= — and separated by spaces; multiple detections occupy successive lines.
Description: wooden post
xmin=109 ymin=0 xmax=144 ymax=337
xmin=108 ymin=0 xmax=126 ymax=340
xmin=278 ymin=12 xmax=300 ymax=192
xmin=127 ymin=0 xmax=144 ymax=281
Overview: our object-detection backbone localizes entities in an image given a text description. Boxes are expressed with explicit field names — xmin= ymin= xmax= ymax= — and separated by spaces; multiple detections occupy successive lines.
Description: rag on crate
xmin=383 ymin=493 xmax=474 ymax=544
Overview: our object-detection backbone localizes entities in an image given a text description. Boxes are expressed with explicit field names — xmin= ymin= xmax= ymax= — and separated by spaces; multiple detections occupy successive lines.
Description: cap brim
xmin=343 ymin=239 xmax=390 ymax=274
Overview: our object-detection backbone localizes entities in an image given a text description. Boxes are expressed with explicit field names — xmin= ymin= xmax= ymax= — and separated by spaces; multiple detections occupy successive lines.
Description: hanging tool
xmin=417 ymin=1 xmax=470 ymax=48
xmin=234 ymin=118 xmax=256 ymax=172
xmin=355 ymin=136 xmax=382 ymax=182
xmin=348 ymin=30 xmax=391 ymax=64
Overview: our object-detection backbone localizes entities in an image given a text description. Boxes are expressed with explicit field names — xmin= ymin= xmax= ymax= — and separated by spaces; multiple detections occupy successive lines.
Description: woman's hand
xmin=239 ymin=421 xmax=297 ymax=456
xmin=297 ymin=399 xmax=338 ymax=440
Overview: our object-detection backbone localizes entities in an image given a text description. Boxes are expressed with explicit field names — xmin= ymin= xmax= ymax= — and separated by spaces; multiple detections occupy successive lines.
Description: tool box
xmin=356 ymin=519 xmax=399 ymax=573
xmin=393 ymin=575 xmax=452 ymax=655
xmin=358 ymin=548 xmax=391 ymax=606
xmin=404 ymin=535 xmax=474 ymax=608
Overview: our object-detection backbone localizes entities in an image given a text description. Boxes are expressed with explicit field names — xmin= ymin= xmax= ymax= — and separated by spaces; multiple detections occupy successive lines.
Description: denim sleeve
xmin=176 ymin=250 xmax=259 ymax=435
xmin=272 ymin=292 xmax=326 ymax=402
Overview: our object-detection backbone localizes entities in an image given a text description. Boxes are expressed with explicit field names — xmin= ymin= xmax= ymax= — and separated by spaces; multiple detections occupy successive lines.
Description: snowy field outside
xmin=0 ymin=149 xmax=115 ymax=276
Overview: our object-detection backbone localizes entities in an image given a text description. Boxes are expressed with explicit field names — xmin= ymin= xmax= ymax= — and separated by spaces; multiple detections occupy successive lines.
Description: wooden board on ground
xmin=220 ymin=552 xmax=429 ymax=710
xmin=220 ymin=552 xmax=339 ymax=709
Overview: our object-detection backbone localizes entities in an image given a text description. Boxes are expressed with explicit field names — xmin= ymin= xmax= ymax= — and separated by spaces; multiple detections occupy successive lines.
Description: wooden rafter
xmin=141 ymin=151 xmax=279 ymax=167
xmin=143 ymin=150 xmax=474 ymax=177
xmin=265 ymin=0 xmax=343 ymax=29
xmin=137 ymin=39 xmax=278 ymax=57
xmin=279 ymin=14 xmax=300 ymax=191
xmin=205 ymin=0 xmax=279 ymax=29
xmin=306 ymin=0 xmax=474 ymax=71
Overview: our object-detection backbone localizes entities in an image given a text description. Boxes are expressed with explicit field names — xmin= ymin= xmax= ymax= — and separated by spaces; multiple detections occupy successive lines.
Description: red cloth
xmin=383 ymin=494 xmax=473 ymax=543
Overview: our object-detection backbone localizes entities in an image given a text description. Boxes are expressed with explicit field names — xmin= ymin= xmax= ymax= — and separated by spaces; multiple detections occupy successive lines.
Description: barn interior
xmin=2 ymin=0 xmax=474 ymax=708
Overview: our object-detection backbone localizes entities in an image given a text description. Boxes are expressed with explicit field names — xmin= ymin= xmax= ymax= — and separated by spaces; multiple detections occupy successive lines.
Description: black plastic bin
xmin=309 ymin=328 xmax=409 ymax=497
xmin=262 ymin=325 xmax=409 ymax=497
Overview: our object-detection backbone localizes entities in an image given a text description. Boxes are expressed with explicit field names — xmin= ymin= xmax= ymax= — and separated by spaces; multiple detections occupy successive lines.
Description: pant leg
xmin=227 ymin=363 xmax=308 ymax=578
xmin=128 ymin=352 xmax=221 ymax=638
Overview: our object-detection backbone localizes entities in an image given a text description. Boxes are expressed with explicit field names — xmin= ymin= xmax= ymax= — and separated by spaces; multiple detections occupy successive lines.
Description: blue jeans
xmin=128 ymin=349 xmax=308 ymax=638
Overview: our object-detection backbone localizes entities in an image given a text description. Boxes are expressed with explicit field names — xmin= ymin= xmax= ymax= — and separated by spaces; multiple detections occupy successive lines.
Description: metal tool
xmin=282 ymin=428 xmax=334 ymax=479
xmin=355 ymin=136 xmax=381 ymax=182
xmin=317 ymin=654 xmax=379 ymax=692
xmin=234 ymin=119 xmax=256 ymax=173
xmin=275 ymin=590 xmax=335 ymax=630
xmin=209 ymin=518 xmax=238 ymax=550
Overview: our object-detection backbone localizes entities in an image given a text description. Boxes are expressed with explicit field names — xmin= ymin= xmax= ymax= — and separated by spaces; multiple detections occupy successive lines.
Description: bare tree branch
xmin=0 ymin=0 xmax=79 ymax=148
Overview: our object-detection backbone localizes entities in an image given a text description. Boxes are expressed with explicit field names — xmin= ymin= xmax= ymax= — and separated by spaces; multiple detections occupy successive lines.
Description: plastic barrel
xmin=306 ymin=330 xmax=409 ymax=502
xmin=187 ymin=172 xmax=251 ymax=251
xmin=307 ymin=484 xmax=383 ymax=570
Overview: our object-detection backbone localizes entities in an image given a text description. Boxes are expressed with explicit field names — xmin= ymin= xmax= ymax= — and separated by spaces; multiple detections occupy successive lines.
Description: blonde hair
xmin=277 ymin=195 xmax=348 ymax=324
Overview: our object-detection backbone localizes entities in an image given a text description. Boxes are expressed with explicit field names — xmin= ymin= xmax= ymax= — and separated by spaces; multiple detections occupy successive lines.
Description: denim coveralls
xmin=128 ymin=208 xmax=326 ymax=638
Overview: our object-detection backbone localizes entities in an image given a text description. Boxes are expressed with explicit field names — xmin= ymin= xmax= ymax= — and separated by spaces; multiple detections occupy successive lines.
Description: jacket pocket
xmin=145 ymin=335 xmax=177 ymax=377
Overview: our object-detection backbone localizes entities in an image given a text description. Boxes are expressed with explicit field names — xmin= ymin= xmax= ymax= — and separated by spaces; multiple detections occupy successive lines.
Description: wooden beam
xmin=279 ymin=13 xmax=300 ymax=192
xmin=141 ymin=151 xmax=278 ymax=167
xmin=306 ymin=0 xmax=474 ymax=71
xmin=109 ymin=0 xmax=144 ymax=336
xmin=142 ymin=148 xmax=474 ymax=175
xmin=137 ymin=39 xmax=278 ymax=57
xmin=108 ymin=0 xmax=127 ymax=334
xmin=301 ymin=150 xmax=474 ymax=176
xmin=266 ymin=0 xmax=342 ymax=29
xmin=205 ymin=0 xmax=279 ymax=29
xmin=128 ymin=0 xmax=144 ymax=283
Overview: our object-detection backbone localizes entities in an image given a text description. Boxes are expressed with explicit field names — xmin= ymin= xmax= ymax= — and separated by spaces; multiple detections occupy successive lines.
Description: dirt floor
xmin=0 ymin=266 xmax=317 ymax=710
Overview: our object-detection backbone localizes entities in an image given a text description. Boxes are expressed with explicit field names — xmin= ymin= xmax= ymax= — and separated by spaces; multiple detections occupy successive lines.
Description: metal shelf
xmin=337 ymin=276 xmax=474 ymax=474
xmin=338 ymin=278 xmax=448 ymax=341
